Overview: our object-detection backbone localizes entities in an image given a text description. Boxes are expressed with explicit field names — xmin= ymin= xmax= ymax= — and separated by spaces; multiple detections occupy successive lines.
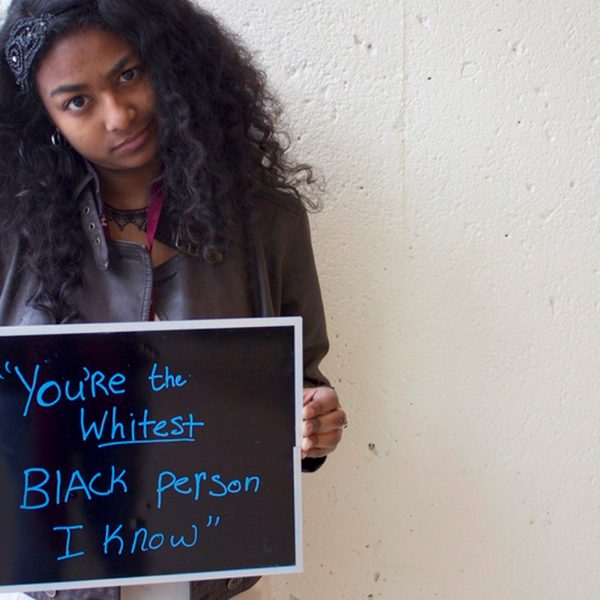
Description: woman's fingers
xmin=303 ymin=407 xmax=347 ymax=436
xmin=301 ymin=386 xmax=347 ymax=459
xmin=301 ymin=429 xmax=343 ymax=458
xmin=303 ymin=386 xmax=340 ymax=418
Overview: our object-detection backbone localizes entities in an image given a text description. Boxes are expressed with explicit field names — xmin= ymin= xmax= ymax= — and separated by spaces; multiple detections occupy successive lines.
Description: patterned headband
xmin=4 ymin=8 xmax=73 ymax=92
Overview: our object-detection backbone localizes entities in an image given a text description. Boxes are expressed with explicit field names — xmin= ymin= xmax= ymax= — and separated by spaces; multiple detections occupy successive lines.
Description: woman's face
xmin=35 ymin=27 xmax=159 ymax=179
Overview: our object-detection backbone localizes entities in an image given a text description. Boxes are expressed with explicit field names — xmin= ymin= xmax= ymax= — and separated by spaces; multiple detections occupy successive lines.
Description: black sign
xmin=0 ymin=318 xmax=302 ymax=592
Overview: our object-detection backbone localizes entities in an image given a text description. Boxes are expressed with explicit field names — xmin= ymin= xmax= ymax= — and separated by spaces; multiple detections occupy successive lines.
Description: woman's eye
xmin=119 ymin=67 xmax=139 ymax=83
xmin=66 ymin=96 xmax=87 ymax=111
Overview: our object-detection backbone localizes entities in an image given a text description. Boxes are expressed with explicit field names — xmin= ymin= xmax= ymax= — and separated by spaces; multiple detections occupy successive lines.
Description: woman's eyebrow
xmin=50 ymin=82 xmax=88 ymax=97
xmin=49 ymin=53 xmax=137 ymax=97
xmin=105 ymin=52 xmax=136 ymax=79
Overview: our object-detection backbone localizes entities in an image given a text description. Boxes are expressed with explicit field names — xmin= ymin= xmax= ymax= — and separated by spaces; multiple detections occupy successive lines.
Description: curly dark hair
xmin=0 ymin=0 xmax=319 ymax=322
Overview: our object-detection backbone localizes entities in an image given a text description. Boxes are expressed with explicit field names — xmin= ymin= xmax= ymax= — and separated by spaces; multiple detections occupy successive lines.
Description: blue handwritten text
xmin=0 ymin=363 xmax=128 ymax=417
xmin=156 ymin=470 xmax=261 ymax=509
xmin=148 ymin=363 xmax=188 ymax=393
xmin=80 ymin=407 xmax=204 ymax=448
xmin=53 ymin=524 xmax=85 ymax=561
xmin=21 ymin=466 xmax=128 ymax=510
xmin=103 ymin=522 xmax=199 ymax=556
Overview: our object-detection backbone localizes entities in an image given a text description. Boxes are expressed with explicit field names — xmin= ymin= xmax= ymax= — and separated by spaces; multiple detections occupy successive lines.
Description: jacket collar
xmin=72 ymin=160 xmax=103 ymax=213
xmin=71 ymin=162 xmax=236 ymax=267
xmin=73 ymin=162 xmax=109 ymax=271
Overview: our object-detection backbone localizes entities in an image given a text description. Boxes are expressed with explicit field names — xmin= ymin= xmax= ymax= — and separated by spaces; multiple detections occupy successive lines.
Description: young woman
xmin=0 ymin=0 xmax=347 ymax=599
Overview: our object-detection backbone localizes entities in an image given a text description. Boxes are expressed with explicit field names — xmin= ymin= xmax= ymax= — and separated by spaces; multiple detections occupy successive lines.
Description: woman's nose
xmin=104 ymin=94 xmax=135 ymax=132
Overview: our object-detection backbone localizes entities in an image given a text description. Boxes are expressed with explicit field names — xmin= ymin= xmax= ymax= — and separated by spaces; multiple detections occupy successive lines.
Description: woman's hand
xmin=302 ymin=387 xmax=347 ymax=459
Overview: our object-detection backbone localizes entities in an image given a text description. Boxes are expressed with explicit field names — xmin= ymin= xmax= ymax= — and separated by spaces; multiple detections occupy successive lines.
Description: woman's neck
xmin=96 ymin=161 xmax=160 ymax=210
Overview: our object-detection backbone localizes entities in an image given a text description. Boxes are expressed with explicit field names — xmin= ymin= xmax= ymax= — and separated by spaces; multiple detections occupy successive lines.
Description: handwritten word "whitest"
xmin=80 ymin=407 xmax=204 ymax=448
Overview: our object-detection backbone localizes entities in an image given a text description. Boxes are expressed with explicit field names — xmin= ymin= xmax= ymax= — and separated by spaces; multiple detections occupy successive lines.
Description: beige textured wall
xmin=206 ymin=1 xmax=600 ymax=599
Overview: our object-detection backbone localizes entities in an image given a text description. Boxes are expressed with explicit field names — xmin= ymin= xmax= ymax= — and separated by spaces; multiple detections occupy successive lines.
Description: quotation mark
xmin=206 ymin=515 xmax=221 ymax=528
xmin=0 ymin=361 xmax=12 ymax=381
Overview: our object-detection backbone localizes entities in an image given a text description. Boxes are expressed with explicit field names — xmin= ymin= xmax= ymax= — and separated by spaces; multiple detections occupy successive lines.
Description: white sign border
xmin=0 ymin=317 xmax=303 ymax=592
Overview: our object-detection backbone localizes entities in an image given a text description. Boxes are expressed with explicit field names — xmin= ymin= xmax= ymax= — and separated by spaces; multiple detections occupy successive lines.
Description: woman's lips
xmin=113 ymin=123 xmax=152 ymax=153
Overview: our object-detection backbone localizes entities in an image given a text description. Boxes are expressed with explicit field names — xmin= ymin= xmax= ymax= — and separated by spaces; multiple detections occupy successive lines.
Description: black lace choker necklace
xmin=103 ymin=203 xmax=148 ymax=232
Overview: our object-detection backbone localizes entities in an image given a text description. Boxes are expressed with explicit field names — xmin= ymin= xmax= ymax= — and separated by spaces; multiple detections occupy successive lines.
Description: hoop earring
xmin=50 ymin=129 xmax=66 ymax=147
